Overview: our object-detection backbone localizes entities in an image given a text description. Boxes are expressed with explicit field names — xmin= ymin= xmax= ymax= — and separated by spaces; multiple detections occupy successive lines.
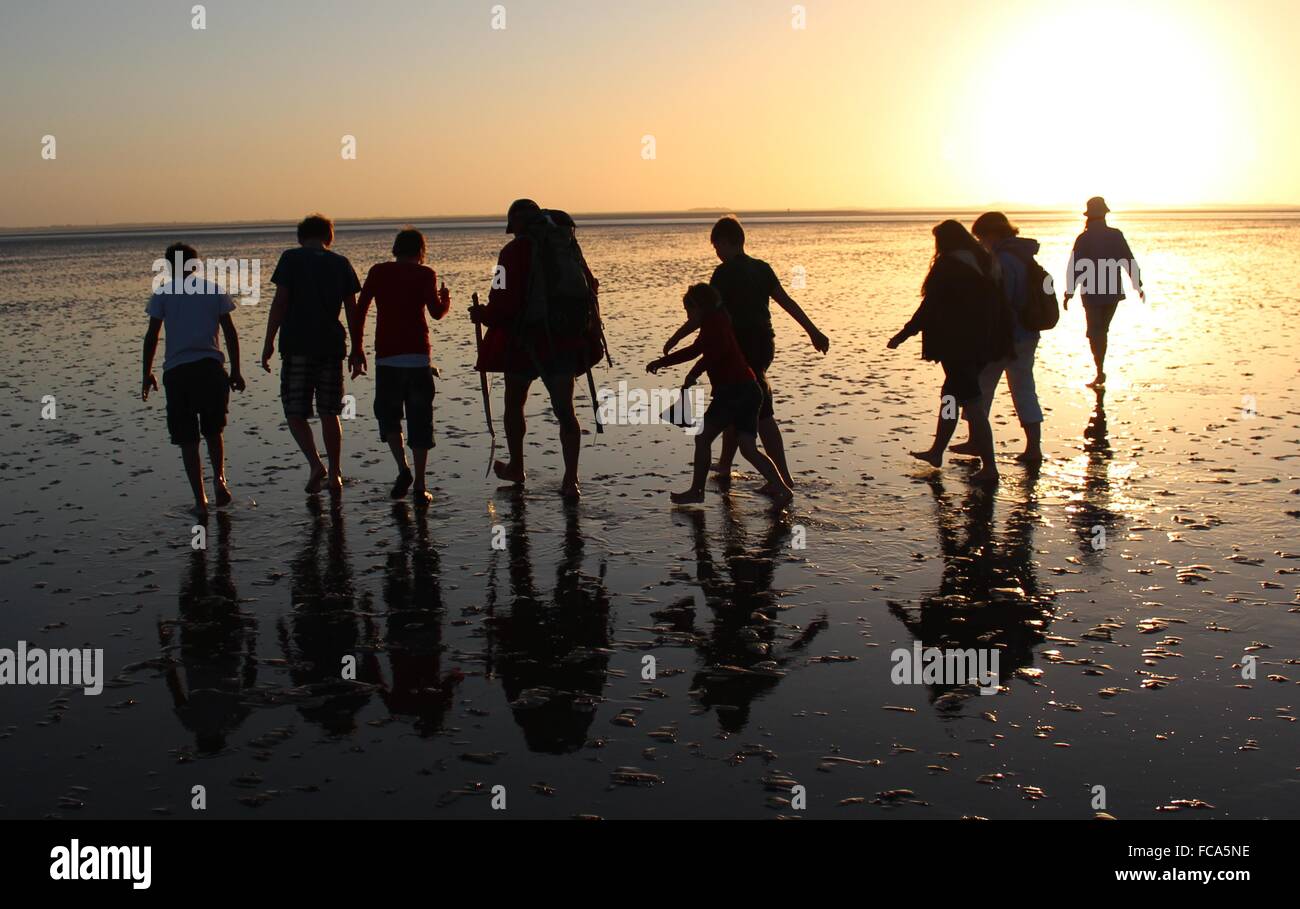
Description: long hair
xmin=923 ymin=219 xmax=991 ymax=296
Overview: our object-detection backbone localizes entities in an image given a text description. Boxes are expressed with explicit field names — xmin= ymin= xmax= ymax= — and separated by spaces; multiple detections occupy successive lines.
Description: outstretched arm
xmin=771 ymin=280 xmax=829 ymax=353
xmin=343 ymin=292 xmax=366 ymax=378
xmin=663 ymin=316 xmax=699 ymax=356
xmin=682 ymin=357 xmax=706 ymax=388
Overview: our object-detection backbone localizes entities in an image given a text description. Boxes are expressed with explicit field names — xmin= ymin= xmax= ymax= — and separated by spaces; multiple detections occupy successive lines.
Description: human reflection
xmin=680 ymin=499 xmax=799 ymax=732
xmin=1068 ymin=386 xmax=1122 ymax=562
xmin=889 ymin=475 xmax=1055 ymax=702
xmin=277 ymin=498 xmax=374 ymax=735
xmin=490 ymin=495 xmax=612 ymax=754
xmin=159 ymin=511 xmax=257 ymax=754
xmin=373 ymin=501 xmax=460 ymax=735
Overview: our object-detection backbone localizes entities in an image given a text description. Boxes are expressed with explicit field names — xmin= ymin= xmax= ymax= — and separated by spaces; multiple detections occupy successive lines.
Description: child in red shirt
xmin=647 ymin=284 xmax=793 ymax=506
xmin=357 ymin=227 xmax=450 ymax=505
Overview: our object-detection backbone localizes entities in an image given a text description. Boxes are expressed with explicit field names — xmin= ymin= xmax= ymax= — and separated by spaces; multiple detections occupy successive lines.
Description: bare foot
xmin=713 ymin=471 xmax=732 ymax=491
xmin=560 ymin=479 xmax=581 ymax=500
xmin=755 ymin=482 xmax=775 ymax=496
xmin=910 ymin=449 xmax=943 ymax=468
xmin=391 ymin=467 xmax=413 ymax=499
xmin=949 ymin=441 xmax=979 ymax=456
xmin=761 ymin=485 xmax=794 ymax=508
xmin=213 ymin=478 xmax=233 ymax=507
xmin=710 ymin=461 xmax=732 ymax=475
xmin=493 ymin=460 xmax=525 ymax=485
xmin=1016 ymin=449 xmax=1043 ymax=464
xmin=328 ymin=473 xmax=344 ymax=497
xmin=670 ymin=488 xmax=706 ymax=504
xmin=191 ymin=501 xmax=209 ymax=522
xmin=412 ymin=488 xmax=432 ymax=507
xmin=1086 ymin=373 xmax=1106 ymax=389
xmin=970 ymin=467 xmax=1000 ymax=485
xmin=305 ymin=463 xmax=327 ymax=494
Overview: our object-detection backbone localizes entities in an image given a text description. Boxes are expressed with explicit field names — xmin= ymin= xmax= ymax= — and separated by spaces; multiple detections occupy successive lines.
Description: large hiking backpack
xmin=1010 ymin=249 xmax=1060 ymax=331
xmin=519 ymin=214 xmax=596 ymax=342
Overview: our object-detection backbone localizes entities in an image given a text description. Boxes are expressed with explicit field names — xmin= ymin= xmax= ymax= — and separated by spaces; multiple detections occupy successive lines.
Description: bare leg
xmin=672 ymin=420 xmax=725 ymax=504
xmin=714 ymin=426 xmax=738 ymax=474
xmin=287 ymin=416 xmax=327 ymax=493
xmin=912 ymin=410 xmax=959 ymax=468
xmin=495 ymin=375 xmax=529 ymax=484
xmin=758 ymin=416 xmax=794 ymax=488
xmin=320 ymin=415 xmax=344 ymax=496
xmin=544 ymin=373 xmax=581 ymax=498
xmin=1017 ymin=421 xmax=1043 ymax=463
xmin=387 ymin=431 xmax=413 ymax=498
xmin=1088 ymin=332 xmax=1108 ymax=387
xmin=205 ymin=432 xmax=231 ymax=505
xmin=180 ymin=442 xmax=208 ymax=519
xmin=965 ymin=408 xmax=999 ymax=484
xmin=737 ymin=432 xmax=793 ymax=506
xmin=412 ymin=447 xmax=431 ymax=505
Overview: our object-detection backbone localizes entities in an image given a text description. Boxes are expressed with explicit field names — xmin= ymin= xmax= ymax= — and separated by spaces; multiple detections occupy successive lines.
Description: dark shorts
xmin=1083 ymin=301 xmax=1120 ymax=341
xmin=940 ymin=359 xmax=982 ymax=409
xmin=703 ymin=380 xmax=763 ymax=436
xmin=374 ymin=365 xmax=436 ymax=449
xmin=163 ymin=358 xmax=229 ymax=446
xmin=736 ymin=331 xmax=776 ymax=420
xmin=280 ymin=355 xmax=344 ymax=419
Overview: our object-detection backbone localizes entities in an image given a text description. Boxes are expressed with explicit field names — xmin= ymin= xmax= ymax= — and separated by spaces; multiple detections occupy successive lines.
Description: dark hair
xmin=971 ymin=211 xmax=1018 ymax=241
xmin=164 ymin=242 xmax=199 ymax=274
xmin=297 ymin=213 xmax=334 ymax=244
xmin=392 ymin=226 xmax=425 ymax=259
xmin=710 ymin=216 xmax=745 ymax=247
xmin=683 ymin=283 xmax=721 ymax=311
xmin=923 ymin=219 xmax=992 ymax=296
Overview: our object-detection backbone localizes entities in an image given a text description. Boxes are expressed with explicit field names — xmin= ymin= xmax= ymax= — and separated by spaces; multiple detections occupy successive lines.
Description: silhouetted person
xmin=260 ymin=213 xmax=364 ymax=498
xmin=1069 ymin=387 xmax=1122 ymax=563
xmin=951 ymin=212 xmax=1045 ymax=464
xmin=469 ymin=201 xmax=604 ymax=499
xmin=159 ymin=512 xmax=257 ymax=754
xmin=1063 ymin=197 xmax=1145 ymax=388
xmin=889 ymin=220 xmax=1010 ymax=485
xmin=663 ymin=216 xmax=830 ymax=489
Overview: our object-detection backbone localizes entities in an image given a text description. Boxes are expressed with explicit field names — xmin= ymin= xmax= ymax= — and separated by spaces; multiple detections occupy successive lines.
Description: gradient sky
xmin=2 ymin=0 xmax=1297 ymax=227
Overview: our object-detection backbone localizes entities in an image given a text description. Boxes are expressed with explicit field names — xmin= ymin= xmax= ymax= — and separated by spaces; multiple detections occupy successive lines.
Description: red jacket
xmin=474 ymin=236 xmax=603 ymax=374
xmin=658 ymin=306 xmax=755 ymax=386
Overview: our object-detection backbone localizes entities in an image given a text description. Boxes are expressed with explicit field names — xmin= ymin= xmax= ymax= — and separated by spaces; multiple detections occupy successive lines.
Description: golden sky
xmin=1 ymin=0 xmax=1296 ymax=227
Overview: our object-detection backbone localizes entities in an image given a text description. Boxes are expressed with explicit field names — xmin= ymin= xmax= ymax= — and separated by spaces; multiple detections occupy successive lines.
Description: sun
xmin=954 ymin=2 xmax=1241 ymax=208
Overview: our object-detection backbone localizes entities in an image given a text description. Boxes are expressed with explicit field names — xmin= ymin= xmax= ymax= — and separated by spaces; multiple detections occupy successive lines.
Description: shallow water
xmin=1 ymin=214 xmax=1296 ymax=818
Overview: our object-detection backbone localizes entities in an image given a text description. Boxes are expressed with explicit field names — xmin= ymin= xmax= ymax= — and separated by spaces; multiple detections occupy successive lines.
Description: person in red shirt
xmin=356 ymin=227 xmax=450 ymax=505
xmin=647 ymin=284 xmax=793 ymax=507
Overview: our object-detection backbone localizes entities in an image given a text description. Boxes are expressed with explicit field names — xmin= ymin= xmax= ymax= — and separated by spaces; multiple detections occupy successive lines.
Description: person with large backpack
xmin=468 ymin=199 xmax=604 ymax=500
xmin=950 ymin=211 xmax=1050 ymax=464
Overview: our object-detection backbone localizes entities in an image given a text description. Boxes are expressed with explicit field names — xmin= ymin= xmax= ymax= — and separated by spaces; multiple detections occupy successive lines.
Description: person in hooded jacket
xmin=888 ymin=219 xmax=1005 ymax=485
xmin=950 ymin=211 xmax=1045 ymax=464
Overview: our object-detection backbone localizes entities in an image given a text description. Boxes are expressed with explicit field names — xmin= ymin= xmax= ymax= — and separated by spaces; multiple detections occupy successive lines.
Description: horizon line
xmin=4 ymin=203 xmax=1300 ymax=241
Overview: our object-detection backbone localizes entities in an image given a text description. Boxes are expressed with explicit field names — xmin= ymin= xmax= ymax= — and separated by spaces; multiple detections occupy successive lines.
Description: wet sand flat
xmin=0 ymin=214 xmax=1296 ymax=818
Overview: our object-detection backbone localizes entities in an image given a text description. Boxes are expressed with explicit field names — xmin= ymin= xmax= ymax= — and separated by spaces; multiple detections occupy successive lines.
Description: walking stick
xmin=471 ymin=292 xmax=497 ymax=476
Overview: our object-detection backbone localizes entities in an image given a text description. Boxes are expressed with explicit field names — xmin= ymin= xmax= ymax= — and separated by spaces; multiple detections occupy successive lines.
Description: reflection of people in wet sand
xmin=277 ymin=499 xmax=374 ymax=734
xmin=889 ymin=221 xmax=1010 ymax=485
xmin=889 ymin=478 xmax=1055 ymax=701
xmin=374 ymin=502 xmax=461 ymax=735
xmin=1068 ymin=388 xmax=1121 ymax=563
xmin=159 ymin=512 xmax=257 ymax=754
xmin=679 ymin=501 xmax=807 ymax=732
xmin=490 ymin=496 xmax=612 ymax=753
xmin=1063 ymin=197 xmax=1145 ymax=389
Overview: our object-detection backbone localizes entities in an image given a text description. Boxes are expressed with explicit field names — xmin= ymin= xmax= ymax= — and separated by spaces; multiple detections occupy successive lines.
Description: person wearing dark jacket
xmin=468 ymin=200 xmax=602 ymax=500
xmin=1063 ymin=196 xmax=1145 ymax=388
xmin=888 ymin=220 xmax=1004 ymax=485
xmin=950 ymin=212 xmax=1045 ymax=463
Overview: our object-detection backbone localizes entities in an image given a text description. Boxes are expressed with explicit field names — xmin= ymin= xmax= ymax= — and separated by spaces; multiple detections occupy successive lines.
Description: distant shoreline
xmin=3 ymin=205 xmax=1300 ymax=243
